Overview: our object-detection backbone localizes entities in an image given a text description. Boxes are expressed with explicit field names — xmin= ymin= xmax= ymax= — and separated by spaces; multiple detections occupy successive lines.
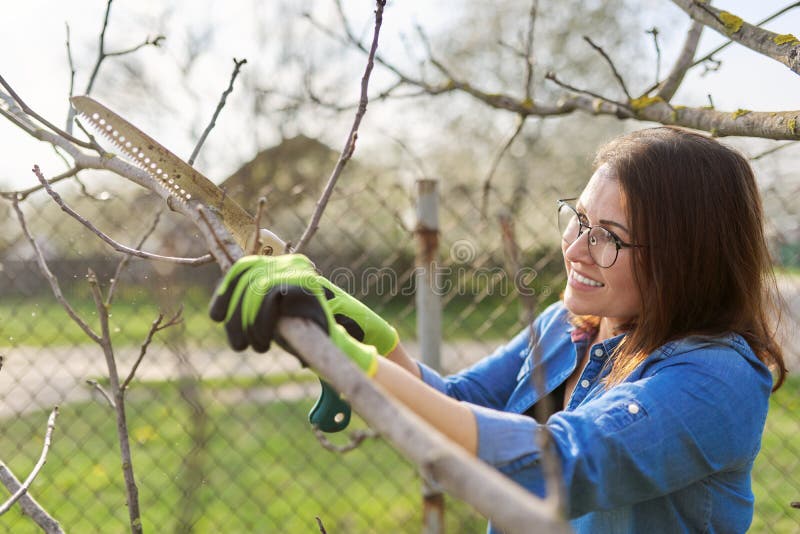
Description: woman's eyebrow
xmin=599 ymin=219 xmax=631 ymax=234
xmin=576 ymin=202 xmax=631 ymax=234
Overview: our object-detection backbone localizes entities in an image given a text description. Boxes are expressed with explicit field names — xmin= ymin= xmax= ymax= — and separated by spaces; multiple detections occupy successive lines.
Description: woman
xmin=210 ymin=127 xmax=786 ymax=533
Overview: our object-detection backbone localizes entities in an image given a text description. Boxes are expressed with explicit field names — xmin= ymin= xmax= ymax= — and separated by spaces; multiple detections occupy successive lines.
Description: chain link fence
xmin=1 ymin=160 xmax=798 ymax=533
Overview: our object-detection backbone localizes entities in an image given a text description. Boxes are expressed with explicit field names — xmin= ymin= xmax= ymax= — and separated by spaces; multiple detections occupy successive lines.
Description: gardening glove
xmin=209 ymin=254 xmax=388 ymax=432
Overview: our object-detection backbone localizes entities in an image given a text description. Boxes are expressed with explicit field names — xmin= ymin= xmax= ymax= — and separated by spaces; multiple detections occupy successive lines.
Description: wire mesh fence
xmin=1 ymin=164 xmax=798 ymax=533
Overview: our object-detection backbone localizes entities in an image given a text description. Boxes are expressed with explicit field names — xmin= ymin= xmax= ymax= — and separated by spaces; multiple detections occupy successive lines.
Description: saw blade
xmin=70 ymin=95 xmax=278 ymax=252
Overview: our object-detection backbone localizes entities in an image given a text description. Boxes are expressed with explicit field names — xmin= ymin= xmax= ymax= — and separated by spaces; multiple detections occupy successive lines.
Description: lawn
xmin=1 ymin=379 xmax=487 ymax=533
xmin=3 ymin=375 xmax=799 ymax=533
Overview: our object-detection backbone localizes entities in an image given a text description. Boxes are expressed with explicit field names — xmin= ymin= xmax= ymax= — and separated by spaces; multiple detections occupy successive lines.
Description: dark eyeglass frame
xmin=557 ymin=198 xmax=643 ymax=268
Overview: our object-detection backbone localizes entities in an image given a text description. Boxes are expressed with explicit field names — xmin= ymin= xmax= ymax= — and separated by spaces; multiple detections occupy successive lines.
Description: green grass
xmin=3 ymin=376 xmax=799 ymax=533
xmin=1 ymin=286 xmax=560 ymax=348
xmin=750 ymin=374 xmax=800 ymax=534
xmin=0 ymin=381 xmax=487 ymax=533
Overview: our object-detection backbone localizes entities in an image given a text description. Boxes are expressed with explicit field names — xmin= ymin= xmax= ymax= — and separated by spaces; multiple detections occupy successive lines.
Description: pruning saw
xmin=71 ymin=95 xmax=353 ymax=432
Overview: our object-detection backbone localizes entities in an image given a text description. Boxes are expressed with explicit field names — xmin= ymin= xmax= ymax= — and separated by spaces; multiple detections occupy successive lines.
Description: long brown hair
xmin=582 ymin=127 xmax=787 ymax=391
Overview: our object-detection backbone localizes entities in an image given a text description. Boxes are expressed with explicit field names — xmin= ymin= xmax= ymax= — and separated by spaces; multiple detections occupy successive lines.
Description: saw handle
xmin=309 ymin=379 xmax=351 ymax=432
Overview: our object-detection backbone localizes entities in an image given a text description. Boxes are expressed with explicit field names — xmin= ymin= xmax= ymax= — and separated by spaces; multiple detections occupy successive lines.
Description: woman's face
xmin=562 ymin=163 xmax=642 ymax=332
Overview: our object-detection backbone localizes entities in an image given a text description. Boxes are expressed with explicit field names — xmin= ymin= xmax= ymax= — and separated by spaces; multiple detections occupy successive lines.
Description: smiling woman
xmin=210 ymin=126 xmax=787 ymax=534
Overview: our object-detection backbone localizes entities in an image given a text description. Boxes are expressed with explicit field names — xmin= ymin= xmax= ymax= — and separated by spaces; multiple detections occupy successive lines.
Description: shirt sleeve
xmin=417 ymin=301 xmax=567 ymax=409
xmin=468 ymin=346 xmax=772 ymax=518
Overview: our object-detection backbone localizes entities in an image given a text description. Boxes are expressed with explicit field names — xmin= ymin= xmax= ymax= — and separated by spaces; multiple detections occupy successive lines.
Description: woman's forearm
xmin=373 ymin=356 xmax=478 ymax=455
xmin=386 ymin=342 xmax=422 ymax=378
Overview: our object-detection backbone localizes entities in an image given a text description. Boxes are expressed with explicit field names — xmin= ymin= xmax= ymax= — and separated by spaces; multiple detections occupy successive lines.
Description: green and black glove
xmin=209 ymin=254 xmax=397 ymax=431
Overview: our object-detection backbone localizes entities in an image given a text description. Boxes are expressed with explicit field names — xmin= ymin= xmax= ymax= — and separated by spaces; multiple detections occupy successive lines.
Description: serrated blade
xmin=71 ymin=95 xmax=283 ymax=253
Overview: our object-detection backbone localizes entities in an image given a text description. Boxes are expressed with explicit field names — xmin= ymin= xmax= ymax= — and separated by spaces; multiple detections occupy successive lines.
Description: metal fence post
xmin=415 ymin=178 xmax=444 ymax=533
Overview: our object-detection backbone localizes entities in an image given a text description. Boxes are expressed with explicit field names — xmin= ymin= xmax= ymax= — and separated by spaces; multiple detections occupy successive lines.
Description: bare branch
xmin=645 ymin=27 xmax=662 ymax=86
xmin=0 ymin=407 xmax=59 ymax=516
xmin=122 ymin=307 xmax=183 ymax=391
xmin=86 ymin=379 xmax=116 ymax=409
xmin=0 ymin=166 xmax=81 ymax=201
xmin=32 ymin=165 xmax=213 ymax=265
xmin=0 ymin=75 xmax=95 ymax=150
xmin=250 ymin=197 xmax=267 ymax=255
xmin=279 ymin=318 xmax=570 ymax=533
xmin=87 ymin=269 xmax=143 ymax=534
xmin=293 ymin=0 xmax=386 ymax=253
xmin=312 ymin=427 xmax=379 ymax=453
xmin=750 ymin=141 xmax=799 ymax=160
xmin=690 ymin=2 xmax=800 ymax=70
xmin=544 ymin=72 xmax=632 ymax=112
xmin=656 ymin=21 xmax=703 ymax=101
xmin=481 ymin=116 xmax=527 ymax=219
xmin=65 ymin=23 xmax=77 ymax=133
xmin=672 ymin=0 xmax=800 ymax=75
xmin=523 ymin=0 xmax=539 ymax=101
xmin=0 ymin=461 xmax=63 ymax=533
xmin=189 ymin=58 xmax=248 ymax=165
xmin=582 ymin=36 xmax=632 ymax=101
xmin=106 ymin=211 xmax=164 ymax=307
xmin=10 ymin=198 xmax=101 ymax=343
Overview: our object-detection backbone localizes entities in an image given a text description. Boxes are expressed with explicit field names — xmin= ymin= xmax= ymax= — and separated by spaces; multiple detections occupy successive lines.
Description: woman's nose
xmin=563 ymin=229 xmax=594 ymax=265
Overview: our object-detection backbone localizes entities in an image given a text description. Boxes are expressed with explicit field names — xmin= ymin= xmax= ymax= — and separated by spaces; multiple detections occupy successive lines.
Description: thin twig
xmin=750 ymin=141 xmax=799 ymax=160
xmin=0 ymin=74 xmax=95 ymax=150
xmin=106 ymin=211 xmax=164 ymax=307
xmin=65 ymin=23 xmax=77 ymax=133
xmin=197 ymin=205 xmax=235 ymax=266
xmin=293 ymin=0 xmax=386 ymax=253
xmin=189 ymin=58 xmax=247 ymax=165
xmin=316 ymin=517 xmax=328 ymax=534
xmin=86 ymin=379 xmax=116 ymax=409
xmin=32 ymin=165 xmax=213 ymax=265
xmin=312 ymin=427 xmax=379 ymax=453
xmin=11 ymin=198 xmax=101 ymax=344
xmin=497 ymin=214 xmax=564 ymax=514
xmin=523 ymin=0 xmax=539 ymax=101
xmin=582 ymin=36 xmax=632 ymax=101
xmin=645 ymin=27 xmax=662 ymax=86
xmin=481 ymin=116 xmax=526 ymax=219
xmin=0 ymin=407 xmax=59 ymax=516
xmin=122 ymin=307 xmax=183 ymax=391
xmin=544 ymin=72 xmax=630 ymax=110
xmin=0 ymin=166 xmax=81 ymax=200
xmin=250 ymin=197 xmax=267 ymax=255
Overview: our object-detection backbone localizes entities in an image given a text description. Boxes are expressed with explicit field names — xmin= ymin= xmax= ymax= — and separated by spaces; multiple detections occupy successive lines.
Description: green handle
xmin=308 ymin=379 xmax=351 ymax=432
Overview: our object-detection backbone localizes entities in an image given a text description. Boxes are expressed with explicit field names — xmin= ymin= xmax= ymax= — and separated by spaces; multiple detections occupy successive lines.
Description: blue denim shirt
xmin=418 ymin=301 xmax=772 ymax=533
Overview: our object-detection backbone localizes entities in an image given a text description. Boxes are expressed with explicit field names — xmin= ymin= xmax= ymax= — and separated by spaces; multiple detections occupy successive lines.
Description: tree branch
xmin=10 ymin=198 xmax=101 ymax=344
xmin=689 ymin=1 xmax=800 ymax=70
xmin=672 ymin=0 xmax=800 ymax=75
xmin=656 ymin=21 xmax=703 ymax=101
xmin=32 ymin=165 xmax=213 ymax=265
xmin=0 ymin=407 xmax=59 ymax=516
xmin=582 ymin=36 xmax=632 ymax=101
xmin=293 ymin=0 xmax=386 ymax=253
xmin=189 ymin=58 xmax=247 ymax=166
xmin=121 ymin=308 xmax=183 ymax=391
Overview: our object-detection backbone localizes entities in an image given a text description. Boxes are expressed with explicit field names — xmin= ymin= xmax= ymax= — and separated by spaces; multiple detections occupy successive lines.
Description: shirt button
xmin=593 ymin=348 xmax=604 ymax=357
xmin=627 ymin=403 xmax=640 ymax=414
xmin=580 ymin=379 xmax=590 ymax=388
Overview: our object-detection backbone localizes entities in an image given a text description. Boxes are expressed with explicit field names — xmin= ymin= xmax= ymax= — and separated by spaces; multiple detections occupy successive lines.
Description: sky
xmin=1 ymin=0 xmax=799 ymax=191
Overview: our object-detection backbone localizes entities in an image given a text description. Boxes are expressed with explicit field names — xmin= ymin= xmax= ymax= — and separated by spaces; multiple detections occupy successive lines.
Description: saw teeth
xmin=78 ymin=111 xmax=189 ymax=206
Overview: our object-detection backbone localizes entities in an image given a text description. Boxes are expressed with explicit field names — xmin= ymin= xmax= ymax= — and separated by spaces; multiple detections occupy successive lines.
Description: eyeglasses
xmin=557 ymin=198 xmax=643 ymax=268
